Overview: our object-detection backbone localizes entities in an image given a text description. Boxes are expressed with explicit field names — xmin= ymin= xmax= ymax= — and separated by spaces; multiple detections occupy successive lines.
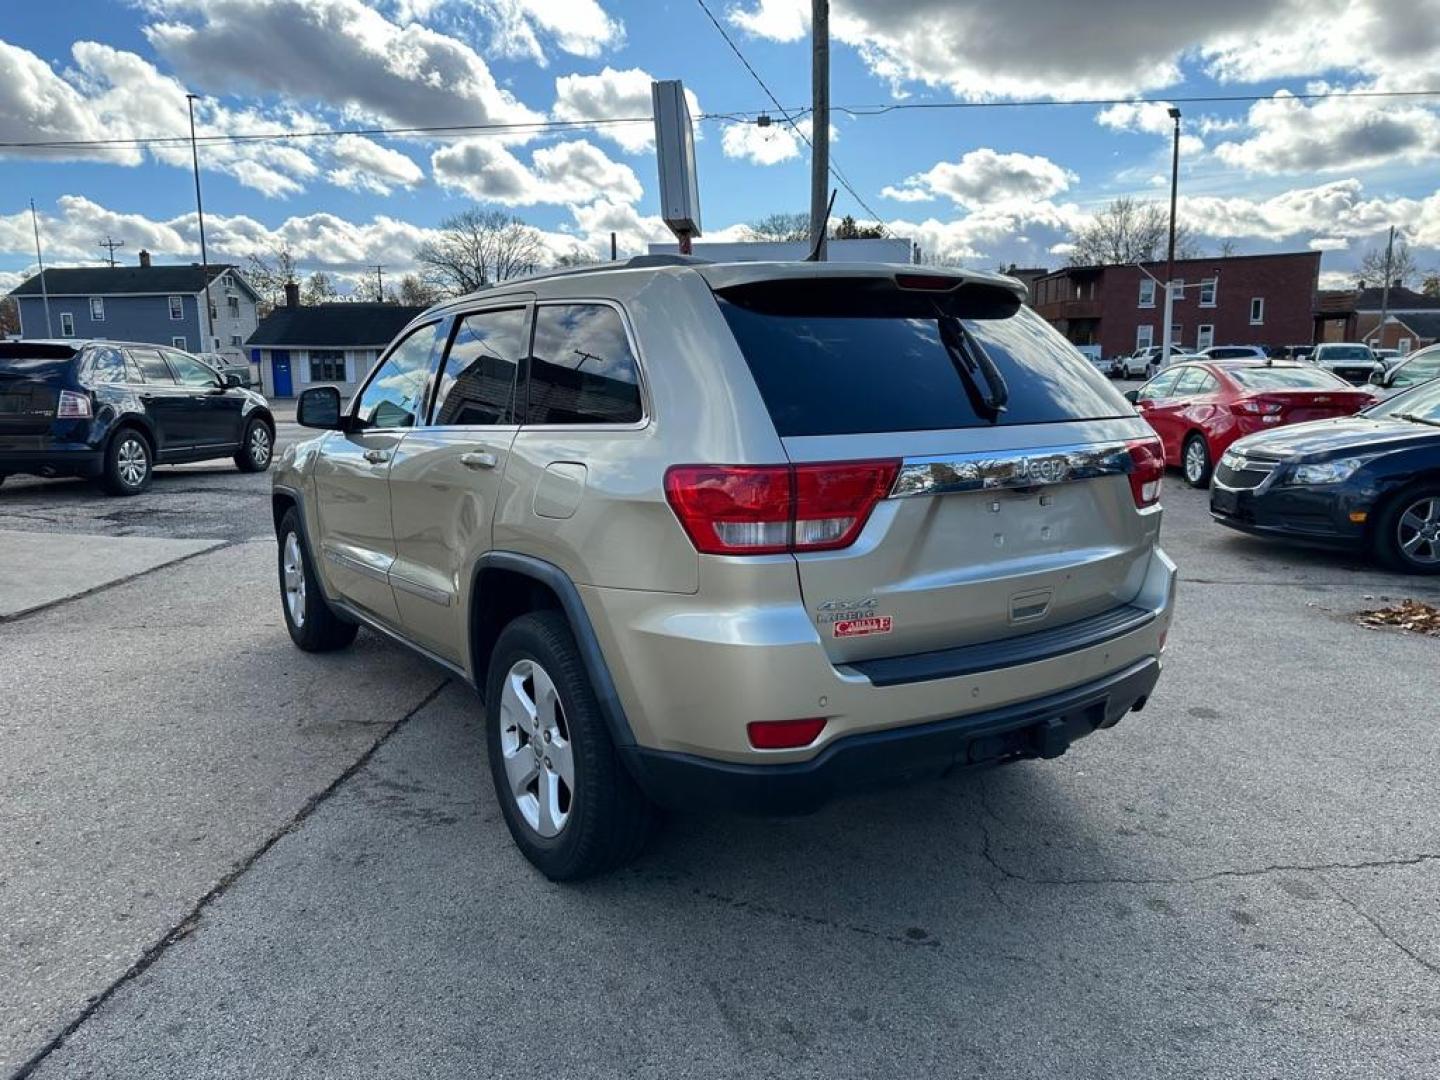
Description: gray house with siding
xmin=246 ymin=285 xmax=423 ymax=399
xmin=8 ymin=251 xmax=260 ymax=359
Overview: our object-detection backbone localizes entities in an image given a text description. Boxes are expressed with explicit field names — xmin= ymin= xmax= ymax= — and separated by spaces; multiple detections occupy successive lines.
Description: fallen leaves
xmin=1355 ymin=599 xmax=1440 ymax=637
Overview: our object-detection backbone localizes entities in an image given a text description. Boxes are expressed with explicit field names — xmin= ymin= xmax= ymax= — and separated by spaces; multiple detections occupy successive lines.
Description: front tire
xmin=235 ymin=418 xmax=273 ymax=473
xmin=100 ymin=429 xmax=153 ymax=496
xmin=486 ymin=611 xmax=656 ymax=881
xmin=1374 ymin=485 xmax=1440 ymax=575
xmin=1182 ymin=434 xmax=1213 ymax=489
xmin=277 ymin=509 xmax=359 ymax=650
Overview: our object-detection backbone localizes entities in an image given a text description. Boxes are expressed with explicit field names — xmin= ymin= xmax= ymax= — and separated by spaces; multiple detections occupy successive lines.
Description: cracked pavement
xmin=4 ymin=417 xmax=1440 ymax=1078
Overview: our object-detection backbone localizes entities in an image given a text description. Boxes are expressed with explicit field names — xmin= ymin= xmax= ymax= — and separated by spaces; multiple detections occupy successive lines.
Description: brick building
xmin=1031 ymin=251 xmax=1321 ymax=359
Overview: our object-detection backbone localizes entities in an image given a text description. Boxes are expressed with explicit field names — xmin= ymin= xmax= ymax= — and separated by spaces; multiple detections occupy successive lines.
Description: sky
xmin=4 ymin=0 xmax=1440 ymax=295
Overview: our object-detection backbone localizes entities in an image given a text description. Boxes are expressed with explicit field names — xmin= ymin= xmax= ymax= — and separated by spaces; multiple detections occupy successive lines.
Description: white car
xmin=1116 ymin=344 xmax=1185 ymax=378
xmin=1197 ymin=345 xmax=1267 ymax=360
xmin=1312 ymin=342 xmax=1381 ymax=385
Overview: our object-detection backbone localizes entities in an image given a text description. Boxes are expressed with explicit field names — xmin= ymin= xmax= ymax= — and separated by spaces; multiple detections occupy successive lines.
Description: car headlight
xmin=1288 ymin=458 xmax=1365 ymax=485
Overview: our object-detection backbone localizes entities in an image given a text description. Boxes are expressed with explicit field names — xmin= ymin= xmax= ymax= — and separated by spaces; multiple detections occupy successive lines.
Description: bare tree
xmin=1068 ymin=198 xmax=1200 ymax=266
xmin=0 ymin=296 xmax=18 ymax=337
xmin=1357 ymin=238 xmax=1420 ymax=288
xmin=1216 ymin=238 xmax=1241 ymax=258
xmin=244 ymin=245 xmax=298 ymax=316
xmin=749 ymin=212 xmax=812 ymax=242
xmin=1422 ymin=273 xmax=1440 ymax=298
xmin=396 ymin=273 xmax=442 ymax=307
xmin=553 ymin=247 xmax=602 ymax=268
xmin=301 ymin=271 xmax=336 ymax=305
xmin=413 ymin=209 xmax=546 ymax=296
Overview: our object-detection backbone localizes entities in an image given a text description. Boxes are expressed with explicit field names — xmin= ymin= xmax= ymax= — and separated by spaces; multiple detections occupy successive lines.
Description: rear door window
xmin=127 ymin=348 xmax=177 ymax=384
xmin=432 ymin=307 xmax=527 ymax=426
xmin=525 ymin=304 xmax=643 ymax=425
xmin=717 ymin=298 xmax=1128 ymax=437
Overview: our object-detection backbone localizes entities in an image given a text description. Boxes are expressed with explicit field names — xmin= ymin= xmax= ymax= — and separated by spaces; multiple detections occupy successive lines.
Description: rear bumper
xmin=623 ymin=657 xmax=1161 ymax=814
xmin=0 ymin=444 xmax=103 ymax=478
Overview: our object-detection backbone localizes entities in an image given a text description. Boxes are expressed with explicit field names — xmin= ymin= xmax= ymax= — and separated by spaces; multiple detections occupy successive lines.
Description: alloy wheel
xmin=249 ymin=425 xmax=272 ymax=467
xmin=1185 ymin=441 xmax=1207 ymax=483
xmin=1397 ymin=497 xmax=1440 ymax=566
xmin=117 ymin=437 xmax=148 ymax=487
xmin=498 ymin=658 xmax=575 ymax=838
xmin=282 ymin=531 xmax=307 ymax=627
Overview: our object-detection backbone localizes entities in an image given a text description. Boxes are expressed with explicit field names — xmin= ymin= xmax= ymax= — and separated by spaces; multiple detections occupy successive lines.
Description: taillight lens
xmin=56 ymin=390 xmax=93 ymax=419
xmin=747 ymin=717 xmax=827 ymax=749
xmin=1233 ymin=398 xmax=1283 ymax=415
xmin=665 ymin=460 xmax=899 ymax=555
xmin=1125 ymin=437 xmax=1164 ymax=508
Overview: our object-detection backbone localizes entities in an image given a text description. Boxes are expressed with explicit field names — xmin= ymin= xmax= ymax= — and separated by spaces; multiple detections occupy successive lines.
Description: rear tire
xmin=1182 ymin=433 xmax=1213 ymax=489
xmin=277 ymin=509 xmax=359 ymax=650
xmin=485 ymin=611 xmax=656 ymax=881
xmin=100 ymin=429 xmax=153 ymax=496
xmin=235 ymin=418 xmax=273 ymax=473
xmin=1373 ymin=484 xmax=1440 ymax=575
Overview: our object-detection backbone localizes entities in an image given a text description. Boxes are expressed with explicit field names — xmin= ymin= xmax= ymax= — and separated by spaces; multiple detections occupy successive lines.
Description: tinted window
xmin=719 ymin=302 xmax=1127 ymax=436
xmin=434 ymin=308 xmax=527 ymax=426
xmin=127 ymin=348 xmax=176 ymax=384
xmin=527 ymin=304 xmax=642 ymax=425
xmin=166 ymin=351 xmax=219 ymax=387
xmin=1373 ymin=378 xmax=1440 ymax=421
xmin=1319 ymin=345 xmax=1372 ymax=361
xmin=1228 ymin=367 xmax=1348 ymax=390
xmin=84 ymin=347 xmax=129 ymax=384
xmin=355 ymin=323 xmax=441 ymax=429
xmin=1138 ymin=369 xmax=1182 ymax=400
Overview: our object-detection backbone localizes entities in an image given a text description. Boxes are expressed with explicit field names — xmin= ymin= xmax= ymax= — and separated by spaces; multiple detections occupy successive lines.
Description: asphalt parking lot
xmin=3 ymin=398 xmax=1439 ymax=1079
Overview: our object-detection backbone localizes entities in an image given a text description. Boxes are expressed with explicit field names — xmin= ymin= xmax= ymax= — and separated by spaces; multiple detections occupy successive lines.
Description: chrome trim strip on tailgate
xmin=889 ymin=441 xmax=1133 ymax=498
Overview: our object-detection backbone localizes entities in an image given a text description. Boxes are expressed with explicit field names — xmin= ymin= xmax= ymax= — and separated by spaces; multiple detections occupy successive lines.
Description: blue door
xmin=271 ymin=349 xmax=293 ymax=397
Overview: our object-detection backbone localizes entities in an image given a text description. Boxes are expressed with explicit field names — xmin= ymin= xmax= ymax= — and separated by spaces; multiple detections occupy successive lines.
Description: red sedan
xmin=1127 ymin=361 xmax=1374 ymax=487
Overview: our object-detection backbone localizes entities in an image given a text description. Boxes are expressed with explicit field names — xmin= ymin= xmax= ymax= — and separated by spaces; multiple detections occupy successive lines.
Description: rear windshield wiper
xmin=937 ymin=312 xmax=1009 ymax=421
xmin=1393 ymin=412 xmax=1440 ymax=429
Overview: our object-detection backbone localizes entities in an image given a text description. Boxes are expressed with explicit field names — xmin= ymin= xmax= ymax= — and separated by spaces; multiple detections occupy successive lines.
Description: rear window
xmin=1228 ymin=367 xmax=1348 ymax=390
xmin=0 ymin=343 xmax=77 ymax=379
xmin=717 ymin=298 xmax=1130 ymax=437
xmin=1319 ymin=346 xmax=1371 ymax=360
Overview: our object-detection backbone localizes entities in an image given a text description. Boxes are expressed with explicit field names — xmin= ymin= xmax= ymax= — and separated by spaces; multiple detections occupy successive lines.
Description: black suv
xmin=0 ymin=340 xmax=276 ymax=495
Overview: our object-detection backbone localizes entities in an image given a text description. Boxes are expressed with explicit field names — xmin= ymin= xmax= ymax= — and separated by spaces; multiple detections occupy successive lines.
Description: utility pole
xmin=30 ymin=200 xmax=53 ymax=337
xmin=186 ymin=93 xmax=214 ymax=350
xmin=97 ymin=236 xmax=126 ymax=267
xmin=371 ymin=264 xmax=385 ymax=300
xmin=610 ymin=232 xmax=618 ymax=261
xmin=1378 ymin=225 xmax=1396 ymax=346
xmin=808 ymin=0 xmax=830 ymax=261
xmin=1161 ymin=106 xmax=1182 ymax=366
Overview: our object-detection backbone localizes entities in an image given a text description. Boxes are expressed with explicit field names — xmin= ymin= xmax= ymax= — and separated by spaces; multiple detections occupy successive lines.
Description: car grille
xmin=1215 ymin=456 xmax=1279 ymax=489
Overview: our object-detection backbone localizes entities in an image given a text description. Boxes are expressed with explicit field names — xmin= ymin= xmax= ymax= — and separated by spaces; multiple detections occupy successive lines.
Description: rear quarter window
xmin=718 ymin=300 xmax=1130 ymax=437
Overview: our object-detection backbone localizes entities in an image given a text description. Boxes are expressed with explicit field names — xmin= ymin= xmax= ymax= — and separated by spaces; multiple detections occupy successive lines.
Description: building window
xmin=1200 ymin=278 xmax=1217 ymax=307
xmin=168 ymin=295 xmax=184 ymax=320
xmin=172 ymin=336 xmax=187 ymax=350
xmin=1138 ymin=279 xmax=1156 ymax=308
xmin=309 ymin=349 xmax=346 ymax=382
xmin=230 ymin=335 xmax=242 ymax=347
xmin=1197 ymin=324 xmax=1215 ymax=350
xmin=59 ymin=312 xmax=75 ymax=337
xmin=227 ymin=296 xmax=240 ymax=318
xmin=89 ymin=297 xmax=105 ymax=321
xmin=1173 ymin=278 xmax=1184 ymax=300
xmin=1170 ymin=324 xmax=1183 ymax=344
xmin=1136 ymin=325 xmax=1154 ymax=350
xmin=1400 ymin=338 xmax=1413 ymax=355
xmin=1250 ymin=297 xmax=1265 ymax=324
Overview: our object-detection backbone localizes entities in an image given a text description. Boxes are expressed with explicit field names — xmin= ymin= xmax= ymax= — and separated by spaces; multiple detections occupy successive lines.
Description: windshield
xmin=1228 ymin=367 xmax=1350 ymax=391
xmin=1369 ymin=379 xmax=1440 ymax=423
xmin=1318 ymin=345 xmax=1372 ymax=360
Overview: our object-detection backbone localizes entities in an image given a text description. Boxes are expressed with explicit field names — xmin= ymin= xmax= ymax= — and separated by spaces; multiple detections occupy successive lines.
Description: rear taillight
xmin=664 ymin=460 xmax=899 ymax=555
xmin=56 ymin=390 xmax=92 ymax=419
xmin=747 ymin=717 xmax=827 ymax=749
xmin=1233 ymin=398 xmax=1283 ymax=416
xmin=1125 ymin=437 xmax=1164 ymax=508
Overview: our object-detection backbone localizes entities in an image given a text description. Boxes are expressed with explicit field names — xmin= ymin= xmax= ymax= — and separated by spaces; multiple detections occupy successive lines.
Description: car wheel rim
xmin=1397 ymin=497 xmax=1440 ymax=565
xmin=498 ymin=658 xmax=574 ymax=838
xmin=282 ymin=531 xmax=306 ymax=627
xmin=250 ymin=426 xmax=271 ymax=466
xmin=117 ymin=438 xmax=147 ymax=487
xmin=1185 ymin=442 xmax=1206 ymax=482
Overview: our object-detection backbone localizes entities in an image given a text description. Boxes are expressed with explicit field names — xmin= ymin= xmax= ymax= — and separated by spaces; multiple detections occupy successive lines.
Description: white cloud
xmin=1309 ymin=237 xmax=1350 ymax=251
xmin=881 ymin=149 xmax=1076 ymax=209
xmin=143 ymin=0 xmax=543 ymax=129
xmin=718 ymin=118 xmax=833 ymax=166
xmin=0 ymin=39 xmax=112 ymax=157
xmin=431 ymin=138 xmax=642 ymax=206
xmin=1213 ymin=90 xmax=1440 ymax=174
xmin=326 ymin=134 xmax=425 ymax=194
xmin=474 ymin=0 xmax=625 ymax=63
xmin=552 ymin=67 xmax=699 ymax=154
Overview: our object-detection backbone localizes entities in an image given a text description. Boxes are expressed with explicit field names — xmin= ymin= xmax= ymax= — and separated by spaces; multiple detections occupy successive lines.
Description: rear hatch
xmin=0 ymin=344 xmax=75 ymax=439
xmin=712 ymin=273 xmax=1157 ymax=664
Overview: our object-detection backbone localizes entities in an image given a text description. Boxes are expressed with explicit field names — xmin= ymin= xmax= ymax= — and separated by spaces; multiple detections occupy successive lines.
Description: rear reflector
xmin=665 ymin=460 xmax=899 ymax=555
xmin=56 ymin=390 xmax=92 ymax=419
xmin=1124 ymin=437 xmax=1164 ymax=508
xmin=747 ymin=717 xmax=827 ymax=749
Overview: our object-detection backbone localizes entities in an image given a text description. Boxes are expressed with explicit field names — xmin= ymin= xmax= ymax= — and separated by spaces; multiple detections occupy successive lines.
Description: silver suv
xmin=272 ymin=258 xmax=1177 ymax=880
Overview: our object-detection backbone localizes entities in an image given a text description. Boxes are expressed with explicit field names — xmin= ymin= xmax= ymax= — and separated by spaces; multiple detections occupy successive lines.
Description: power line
xmin=828 ymin=87 xmax=1440 ymax=116
xmin=691 ymin=0 xmax=889 ymax=233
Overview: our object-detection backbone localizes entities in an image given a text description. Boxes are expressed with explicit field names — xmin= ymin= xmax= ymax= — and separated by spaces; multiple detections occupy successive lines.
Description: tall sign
xmin=652 ymin=80 xmax=701 ymax=254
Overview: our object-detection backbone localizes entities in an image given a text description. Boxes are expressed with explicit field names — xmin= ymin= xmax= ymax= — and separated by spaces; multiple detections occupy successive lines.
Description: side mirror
xmin=223 ymin=370 xmax=244 ymax=388
xmin=297 ymin=385 xmax=344 ymax=430
xmin=1123 ymin=389 xmax=1140 ymax=404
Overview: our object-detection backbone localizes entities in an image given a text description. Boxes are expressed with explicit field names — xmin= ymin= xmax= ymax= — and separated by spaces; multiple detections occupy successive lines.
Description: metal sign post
xmin=652 ymin=80 xmax=701 ymax=255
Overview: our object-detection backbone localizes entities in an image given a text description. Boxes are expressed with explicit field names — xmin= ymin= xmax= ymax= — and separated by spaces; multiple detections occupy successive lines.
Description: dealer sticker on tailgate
xmin=833 ymin=616 xmax=893 ymax=638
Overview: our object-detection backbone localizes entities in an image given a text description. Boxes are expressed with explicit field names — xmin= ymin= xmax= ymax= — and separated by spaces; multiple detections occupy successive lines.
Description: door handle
xmin=139 ymin=393 xmax=155 ymax=402
xmin=363 ymin=448 xmax=393 ymax=464
xmin=460 ymin=451 xmax=499 ymax=470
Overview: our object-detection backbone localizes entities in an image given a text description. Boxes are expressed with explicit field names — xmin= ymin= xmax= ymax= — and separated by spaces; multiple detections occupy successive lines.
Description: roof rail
xmin=467 ymin=253 xmax=713 ymax=295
